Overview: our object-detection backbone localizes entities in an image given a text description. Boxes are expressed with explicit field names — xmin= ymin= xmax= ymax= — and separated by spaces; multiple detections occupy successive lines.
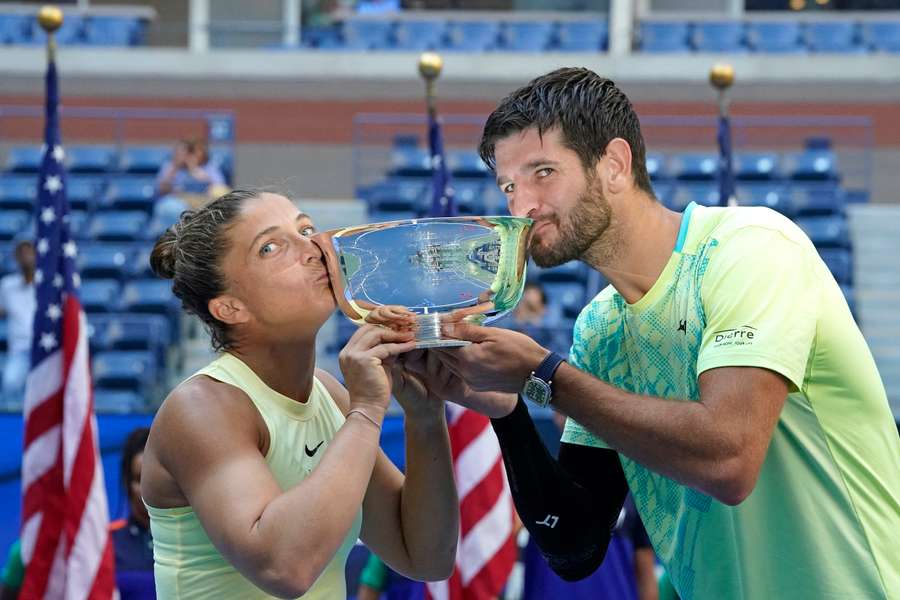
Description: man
xmin=424 ymin=68 xmax=900 ymax=599
xmin=0 ymin=240 xmax=36 ymax=408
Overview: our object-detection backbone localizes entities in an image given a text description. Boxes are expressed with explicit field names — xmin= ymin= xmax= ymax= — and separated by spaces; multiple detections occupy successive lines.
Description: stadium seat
xmin=0 ymin=321 xmax=6 ymax=352
xmin=451 ymin=180 xmax=486 ymax=215
xmin=448 ymin=151 xmax=490 ymax=179
xmin=368 ymin=209 xmax=416 ymax=223
xmin=818 ymin=248 xmax=852 ymax=285
xmin=443 ymin=21 xmax=500 ymax=52
xmin=736 ymin=183 xmax=791 ymax=216
xmin=691 ymin=21 xmax=745 ymax=53
xmin=537 ymin=261 xmax=588 ymax=284
xmin=840 ymin=284 xmax=856 ymax=317
xmin=670 ymin=183 xmax=720 ymax=211
xmin=67 ymin=210 xmax=91 ymax=240
xmin=0 ymin=175 xmax=37 ymax=211
xmin=127 ymin=244 xmax=155 ymax=279
xmin=795 ymin=215 xmax=850 ymax=248
xmin=77 ymin=243 xmax=134 ymax=280
xmin=121 ymin=279 xmax=177 ymax=315
xmin=746 ymin=22 xmax=804 ymax=53
xmin=735 ymin=152 xmax=779 ymax=180
xmin=543 ymin=281 xmax=587 ymax=320
xmin=93 ymin=389 xmax=145 ymax=413
xmin=30 ymin=14 xmax=84 ymax=45
xmin=787 ymin=150 xmax=838 ymax=181
xmin=393 ymin=20 xmax=445 ymax=51
xmin=301 ymin=25 xmax=342 ymax=49
xmin=92 ymin=350 xmax=156 ymax=394
xmin=805 ymin=22 xmax=861 ymax=54
xmin=102 ymin=314 xmax=171 ymax=351
xmin=389 ymin=146 xmax=431 ymax=177
xmin=79 ymin=279 xmax=121 ymax=313
xmin=555 ymin=21 xmax=607 ymax=52
xmin=0 ymin=211 xmax=30 ymax=241
xmin=104 ymin=176 xmax=157 ymax=212
xmin=500 ymin=22 xmax=554 ymax=52
xmin=861 ymin=21 xmax=900 ymax=53
xmin=638 ymin=22 xmax=690 ymax=53
xmin=5 ymin=146 xmax=43 ymax=173
xmin=673 ymin=153 xmax=718 ymax=181
xmin=67 ymin=175 xmax=106 ymax=212
xmin=68 ymin=146 xmax=117 ymax=173
xmin=0 ymin=14 xmax=30 ymax=44
xmin=120 ymin=146 xmax=170 ymax=174
xmin=208 ymin=146 xmax=233 ymax=185
xmin=482 ymin=185 xmax=507 ymax=215
xmin=342 ymin=19 xmax=394 ymax=50
xmin=363 ymin=178 xmax=426 ymax=212
xmin=88 ymin=211 xmax=148 ymax=241
xmin=645 ymin=153 xmax=668 ymax=180
xmin=84 ymin=16 xmax=144 ymax=46
xmin=788 ymin=186 xmax=844 ymax=216
xmin=651 ymin=182 xmax=675 ymax=206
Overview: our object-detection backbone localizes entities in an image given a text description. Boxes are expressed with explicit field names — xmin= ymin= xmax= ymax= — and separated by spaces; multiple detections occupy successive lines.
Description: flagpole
xmin=710 ymin=63 xmax=736 ymax=207
xmin=418 ymin=52 xmax=455 ymax=217
xmin=419 ymin=51 xmax=442 ymax=121
xmin=38 ymin=5 xmax=63 ymax=62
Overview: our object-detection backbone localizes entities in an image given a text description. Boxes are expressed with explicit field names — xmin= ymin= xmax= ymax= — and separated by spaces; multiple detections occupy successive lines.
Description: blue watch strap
xmin=534 ymin=351 xmax=566 ymax=384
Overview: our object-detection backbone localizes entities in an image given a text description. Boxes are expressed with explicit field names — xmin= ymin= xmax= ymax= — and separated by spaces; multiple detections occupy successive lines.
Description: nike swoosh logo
xmin=305 ymin=441 xmax=324 ymax=457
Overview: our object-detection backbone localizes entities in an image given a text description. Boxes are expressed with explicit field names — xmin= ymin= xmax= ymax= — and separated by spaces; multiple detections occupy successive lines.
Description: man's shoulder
xmin=705 ymin=205 xmax=810 ymax=249
xmin=574 ymin=285 xmax=621 ymax=330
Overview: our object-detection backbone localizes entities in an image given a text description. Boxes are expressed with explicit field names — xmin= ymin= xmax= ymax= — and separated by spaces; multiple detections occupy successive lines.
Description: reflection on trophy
xmin=313 ymin=216 xmax=533 ymax=348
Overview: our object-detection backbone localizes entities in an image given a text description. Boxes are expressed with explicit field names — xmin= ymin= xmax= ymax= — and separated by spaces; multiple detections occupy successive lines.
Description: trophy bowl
xmin=314 ymin=215 xmax=533 ymax=348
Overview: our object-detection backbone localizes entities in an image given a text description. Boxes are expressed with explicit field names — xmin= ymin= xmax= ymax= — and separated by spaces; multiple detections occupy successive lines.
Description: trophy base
xmin=413 ymin=313 xmax=470 ymax=349
xmin=414 ymin=338 xmax=471 ymax=349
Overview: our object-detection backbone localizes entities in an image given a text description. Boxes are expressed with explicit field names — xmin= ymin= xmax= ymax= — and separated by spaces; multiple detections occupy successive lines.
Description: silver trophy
xmin=314 ymin=216 xmax=533 ymax=348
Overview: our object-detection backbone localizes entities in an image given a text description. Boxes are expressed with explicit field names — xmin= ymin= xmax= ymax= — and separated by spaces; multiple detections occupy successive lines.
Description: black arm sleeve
xmin=490 ymin=398 xmax=629 ymax=581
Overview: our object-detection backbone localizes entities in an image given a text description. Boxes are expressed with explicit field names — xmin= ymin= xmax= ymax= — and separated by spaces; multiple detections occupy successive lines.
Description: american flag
xmin=425 ymin=105 xmax=516 ymax=600
xmin=717 ymin=112 xmax=736 ymax=207
xmin=19 ymin=58 xmax=116 ymax=599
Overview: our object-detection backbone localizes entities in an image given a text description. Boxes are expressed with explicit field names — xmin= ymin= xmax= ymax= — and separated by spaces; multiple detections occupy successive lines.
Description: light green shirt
xmin=147 ymin=353 xmax=361 ymax=599
xmin=563 ymin=202 xmax=900 ymax=599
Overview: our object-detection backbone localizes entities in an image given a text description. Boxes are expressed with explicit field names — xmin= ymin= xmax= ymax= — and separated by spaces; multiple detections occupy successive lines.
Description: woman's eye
xmin=260 ymin=242 xmax=276 ymax=256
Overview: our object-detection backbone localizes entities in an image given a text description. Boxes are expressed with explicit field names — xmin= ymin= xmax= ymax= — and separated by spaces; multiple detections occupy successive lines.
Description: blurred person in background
xmin=0 ymin=241 xmax=36 ymax=409
xmin=141 ymin=189 xmax=458 ymax=599
xmin=506 ymin=280 xmax=568 ymax=357
xmin=111 ymin=427 xmax=154 ymax=600
xmin=156 ymin=139 xmax=226 ymax=209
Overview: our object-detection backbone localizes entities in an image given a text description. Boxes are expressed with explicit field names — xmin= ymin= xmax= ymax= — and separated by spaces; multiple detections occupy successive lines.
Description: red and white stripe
xmin=21 ymin=298 xmax=115 ymax=599
xmin=426 ymin=405 xmax=517 ymax=600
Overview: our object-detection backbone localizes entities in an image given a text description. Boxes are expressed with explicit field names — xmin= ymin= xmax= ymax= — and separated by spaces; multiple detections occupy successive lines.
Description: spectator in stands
xmin=0 ymin=241 xmax=36 ymax=408
xmin=412 ymin=68 xmax=900 ymax=599
xmin=111 ymin=427 xmax=154 ymax=600
xmin=507 ymin=281 xmax=568 ymax=356
xmin=156 ymin=139 xmax=226 ymax=205
xmin=141 ymin=190 xmax=458 ymax=598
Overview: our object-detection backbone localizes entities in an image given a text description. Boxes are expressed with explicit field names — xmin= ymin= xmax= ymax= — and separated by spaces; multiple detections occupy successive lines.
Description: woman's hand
xmin=339 ymin=324 xmax=416 ymax=419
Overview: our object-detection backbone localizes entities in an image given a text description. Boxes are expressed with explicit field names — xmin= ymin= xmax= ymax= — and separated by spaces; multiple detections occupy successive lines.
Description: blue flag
xmin=717 ymin=113 xmax=735 ymax=207
xmin=427 ymin=112 xmax=456 ymax=217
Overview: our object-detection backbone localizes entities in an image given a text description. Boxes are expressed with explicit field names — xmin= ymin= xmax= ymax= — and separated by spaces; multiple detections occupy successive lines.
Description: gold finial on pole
xmin=418 ymin=52 xmax=443 ymax=118
xmin=709 ymin=63 xmax=735 ymax=116
xmin=38 ymin=5 xmax=63 ymax=60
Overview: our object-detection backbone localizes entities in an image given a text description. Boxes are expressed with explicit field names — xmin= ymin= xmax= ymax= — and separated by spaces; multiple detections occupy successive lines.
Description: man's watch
xmin=521 ymin=351 xmax=566 ymax=408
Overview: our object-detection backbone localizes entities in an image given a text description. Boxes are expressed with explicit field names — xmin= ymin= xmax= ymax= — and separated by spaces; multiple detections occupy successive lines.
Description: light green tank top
xmin=146 ymin=352 xmax=362 ymax=599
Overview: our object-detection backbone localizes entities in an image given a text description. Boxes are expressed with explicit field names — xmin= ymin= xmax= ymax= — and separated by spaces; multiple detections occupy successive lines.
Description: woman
xmin=140 ymin=189 xmax=459 ymax=599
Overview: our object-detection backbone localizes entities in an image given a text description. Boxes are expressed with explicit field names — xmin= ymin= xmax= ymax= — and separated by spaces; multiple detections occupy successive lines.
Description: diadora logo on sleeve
xmin=711 ymin=325 xmax=757 ymax=348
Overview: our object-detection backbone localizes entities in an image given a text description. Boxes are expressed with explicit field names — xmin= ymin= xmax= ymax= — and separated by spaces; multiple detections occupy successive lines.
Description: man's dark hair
xmin=479 ymin=67 xmax=653 ymax=196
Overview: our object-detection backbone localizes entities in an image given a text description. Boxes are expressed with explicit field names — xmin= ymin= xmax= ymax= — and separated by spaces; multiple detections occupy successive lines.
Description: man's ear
xmin=600 ymin=138 xmax=634 ymax=195
xmin=209 ymin=295 xmax=250 ymax=326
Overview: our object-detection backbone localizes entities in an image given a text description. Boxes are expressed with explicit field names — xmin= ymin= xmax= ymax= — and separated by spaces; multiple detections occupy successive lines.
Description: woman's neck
xmin=229 ymin=338 xmax=318 ymax=403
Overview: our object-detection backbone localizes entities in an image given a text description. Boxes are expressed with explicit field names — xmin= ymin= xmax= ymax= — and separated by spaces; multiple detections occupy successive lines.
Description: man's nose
xmin=508 ymin=185 xmax=540 ymax=219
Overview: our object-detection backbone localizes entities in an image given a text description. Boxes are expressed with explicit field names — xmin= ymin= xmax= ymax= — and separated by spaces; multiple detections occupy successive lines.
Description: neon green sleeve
xmin=1 ymin=540 xmax=24 ymax=588
xmin=358 ymin=552 xmax=389 ymax=591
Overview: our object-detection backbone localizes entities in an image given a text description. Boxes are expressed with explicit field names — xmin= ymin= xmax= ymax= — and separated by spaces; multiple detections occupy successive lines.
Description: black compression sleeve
xmin=490 ymin=398 xmax=629 ymax=581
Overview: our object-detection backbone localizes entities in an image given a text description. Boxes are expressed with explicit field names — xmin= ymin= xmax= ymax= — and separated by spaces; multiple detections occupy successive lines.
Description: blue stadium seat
xmin=645 ymin=153 xmax=668 ymax=180
xmin=5 ymin=146 xmax=43 ymax=173
xmin=736 ymin=183 xmax=791 ymax=215
xmin=0 ymin=321 xmax=6 ymax=352
xmin=127 ymin=244 xmax=155 ymax=278
xmin=451 ymin=181 xmax=486 ymax=215
xmin=79 ymin=279 xmax=121 ymax=313
xmin=88 ymin=211 xmax=148 ymax=241
xmin=639 ymin=22 xmax=690 ymax=53
xmin=120 ymin=146 xmax=169 ymax=174
xmin=746 ymin=22 xmax=804 ymax=53
xmin=788 ymin=186 xmax=844 ymax=216
xmin=363 ymin=178 xmax=426 ymax=212
xmin=818 ymin=248 xmax=852 ymax=285
xmin=543 ymin=281 xmax=587 ymax=320
xmin=0 ymin=14 xmax=30 ymax=44
xmin=67 ymin=175 xmax=105 ymax=212
xmin=208 ymin=146 xmax=233 ymax=185
xmin=0 ymin=175 xmax=37 ymax=211
xmin=448 ymin=151 xmax=490 ymax=178
xmin=805 ymin=22 xmax=860 ymax=54
xmin=537 ymin=261 xmax=588 ymax=284
xmin=68 ymin=146 xmax=117 ymax=173
xmin=84 ymin=16 xmax=144 ymax=46
xmin=104 ymin=176 xmax=157 ymax=212
xmin=92 ymin=350 xmax=156 ymax=394
xmin=670 ymin=183 xmax=720 ymax=211
xmin=500 ymin=22 xmax=554 ymax=52
xmin=443 ymin=21 xmax=500 ymax=52
xmin=102 ymin=314 xmax=171 ymax=353
xmin=787 ymin=150 xmax=838 ymax=181
xmin=861 ymin=21 xmax=900 ymax=53
xmin=482 ymin=185 xmax=507 ymax=215
xmin=389 ymin=146 xmax=431 ymax=177
xmin=301 ymin=25 xmax=342 ymax=48
xmin=93 ymin=389 xmax=145 ymax=413
xmin=393 ymin=20 xmax=445 ymax=51
xmin=121 ymin=279 xmax=177 ymax=315
xmin=30 ymin=14 xmax=84 ymax=45
xmin=67 ymin=210 xmax=91 ymax=240
xmin=840 ymin=284 xmax=856 ymax=317
xmin=368 ymin=210 xmax=416 ymax=223
xmin=795 ymin=215 xmax=849 ymax=248
xmin=673 ymin=153 xmax=718 ymax=181
xmin=651 ymin=182 xmax=675 ymax=206
xmin=555 ymin=21 xmax=607 ymax=52
xmin=0 ymin=212 xmax=30 ymax=241
xmin=342 ymin=19 xmax=394 ymax=50
xmin=735 ymin=152 xmax=779 ymax=180
xmin=691 ymin=21 xmax=745 ymax=53
xmin=77 ymin=243 xmax=134 ymax=280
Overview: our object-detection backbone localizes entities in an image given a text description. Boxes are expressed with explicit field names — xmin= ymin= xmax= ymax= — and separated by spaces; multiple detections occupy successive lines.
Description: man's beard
xmin=530 ymin=180 xmax=611 ymax=268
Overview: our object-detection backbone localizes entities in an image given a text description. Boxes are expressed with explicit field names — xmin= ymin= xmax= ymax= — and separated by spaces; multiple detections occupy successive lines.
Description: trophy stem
xmin=413 ymin=312 xmax=470 ymax=349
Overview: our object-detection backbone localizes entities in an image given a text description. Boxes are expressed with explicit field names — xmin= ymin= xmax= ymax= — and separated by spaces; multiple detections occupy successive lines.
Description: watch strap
xmin=533 ymin=351 xmax=566 ymax=384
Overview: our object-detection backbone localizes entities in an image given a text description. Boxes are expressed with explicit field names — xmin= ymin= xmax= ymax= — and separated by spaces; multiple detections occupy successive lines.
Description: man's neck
xmin=229 ymin=338 xmax=318 ymax=403
xmin=21 ymin=269 xmax=34 ymax=284
xmin=583 ymin=194 xmax=683 ymax=305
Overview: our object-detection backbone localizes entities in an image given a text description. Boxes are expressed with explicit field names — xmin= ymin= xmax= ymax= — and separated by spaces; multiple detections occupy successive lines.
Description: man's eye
xmin=537 ymin=168 xmax=553 ymax=178
xmin=502 ymin=183 xmax=514 ymax=194
xmin=300 ymin=226 xmax=315 ymax=237
xmin=260 ymin=242 xmax=276 ymax=256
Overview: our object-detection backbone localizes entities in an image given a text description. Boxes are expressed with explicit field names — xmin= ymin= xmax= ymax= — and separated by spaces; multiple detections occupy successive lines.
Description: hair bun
xmin=150 ymin=227 xmax=178 ymax=280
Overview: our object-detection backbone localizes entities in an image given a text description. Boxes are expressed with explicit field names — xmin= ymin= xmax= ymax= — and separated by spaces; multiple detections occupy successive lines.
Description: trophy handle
xmin=312 ymin=231 xmax=365 ymax=322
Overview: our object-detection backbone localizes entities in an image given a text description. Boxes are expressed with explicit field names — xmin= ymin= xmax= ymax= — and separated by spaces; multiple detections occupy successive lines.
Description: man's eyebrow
xmin=495 ymin=159 xmax=561 ymax=186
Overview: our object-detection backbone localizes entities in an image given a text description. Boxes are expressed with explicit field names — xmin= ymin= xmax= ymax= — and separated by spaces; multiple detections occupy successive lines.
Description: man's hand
xmin=436 ymin=321 xmax=548 ymax=394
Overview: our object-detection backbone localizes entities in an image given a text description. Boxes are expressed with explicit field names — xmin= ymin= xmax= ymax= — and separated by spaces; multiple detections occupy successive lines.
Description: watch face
xmin=523 ymin=377 xmax=551 ymax=407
